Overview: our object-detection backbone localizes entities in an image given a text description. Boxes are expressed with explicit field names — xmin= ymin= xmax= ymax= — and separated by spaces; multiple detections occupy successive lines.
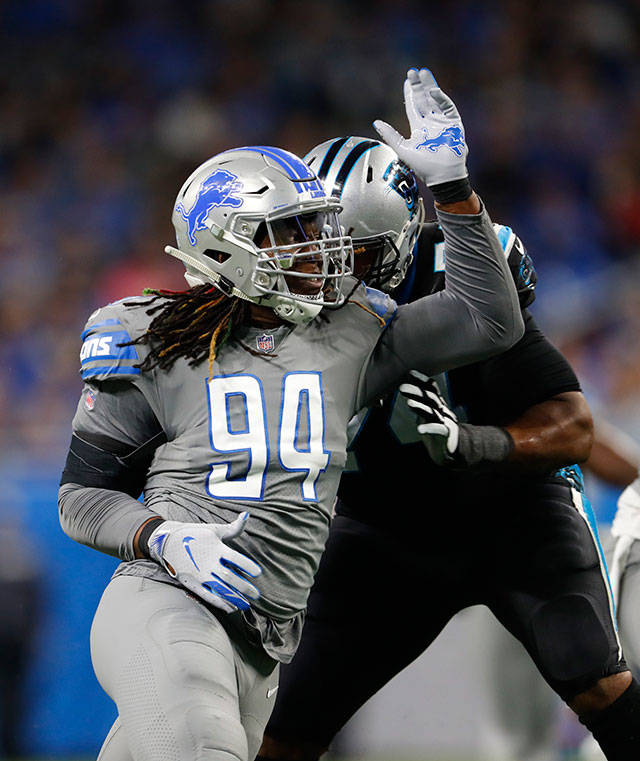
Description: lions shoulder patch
xmin=80 ymin=312 xmax=141 ymax=382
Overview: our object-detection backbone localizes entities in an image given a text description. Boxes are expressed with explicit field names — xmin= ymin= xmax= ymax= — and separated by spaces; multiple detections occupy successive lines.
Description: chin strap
xmin=167 ymin=245 xmax=324 ymax=325
xmin=165 ymin=245 xmax=253 ymax=302
xmin=272 ymin=297 xmax=323 ymax=324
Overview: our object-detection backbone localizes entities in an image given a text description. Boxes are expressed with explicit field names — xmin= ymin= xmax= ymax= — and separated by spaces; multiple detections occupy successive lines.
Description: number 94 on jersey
xmin=206 ymin=372 xmax=330 ymax=503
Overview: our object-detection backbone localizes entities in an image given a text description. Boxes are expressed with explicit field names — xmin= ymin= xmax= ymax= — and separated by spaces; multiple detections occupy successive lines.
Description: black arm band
xmin=137 ymin=517 xmax=165 ymax=558
xmin=429 ymin=176 xmax=473 ymax=204
xmin=60 ymin=430 xmax=167 ymax=498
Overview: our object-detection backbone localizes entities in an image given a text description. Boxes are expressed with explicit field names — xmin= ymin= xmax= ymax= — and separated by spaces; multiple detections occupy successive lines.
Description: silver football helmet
xmin=166 ymin=146 xmax=354 ymax=324
xmin=305 ymin=137 xmax=424 ymax=292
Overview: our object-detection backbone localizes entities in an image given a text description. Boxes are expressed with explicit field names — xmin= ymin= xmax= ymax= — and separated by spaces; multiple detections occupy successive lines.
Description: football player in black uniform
xmin=258 ymin=137 xmax=640 ymax=761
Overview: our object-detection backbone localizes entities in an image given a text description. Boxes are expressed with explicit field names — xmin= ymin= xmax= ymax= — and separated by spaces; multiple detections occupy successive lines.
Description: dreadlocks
xmin=123 ymin=284 xmax=249 ymax=378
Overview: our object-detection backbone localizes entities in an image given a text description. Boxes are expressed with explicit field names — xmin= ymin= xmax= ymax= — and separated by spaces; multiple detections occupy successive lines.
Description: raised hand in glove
xmin=399 ymin=371 xmax=514 ymax=469
xmin=374 ymin=68 xmax=469 ymax=198
xmin=148 ymin=512 xmax=261 ymax=613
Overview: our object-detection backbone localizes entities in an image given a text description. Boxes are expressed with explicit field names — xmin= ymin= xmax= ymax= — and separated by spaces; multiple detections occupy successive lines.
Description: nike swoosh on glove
xmin=148 ymin=512 xmax=261 ymax=613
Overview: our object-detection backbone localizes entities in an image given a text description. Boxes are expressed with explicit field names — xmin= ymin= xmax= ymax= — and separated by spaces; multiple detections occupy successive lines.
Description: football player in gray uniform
xmin=58 ymin=69 xmax=523 ymax=761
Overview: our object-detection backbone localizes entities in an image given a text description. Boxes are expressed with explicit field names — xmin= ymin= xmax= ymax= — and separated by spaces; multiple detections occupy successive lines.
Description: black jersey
xmin=266 ymin=228 xmax=620 ymax=750
xmin=337 ymin=223 xmax=581 ymax=532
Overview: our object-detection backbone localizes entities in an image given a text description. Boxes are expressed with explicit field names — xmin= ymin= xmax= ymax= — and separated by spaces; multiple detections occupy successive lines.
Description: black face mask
xmin=352 ymin=235 xmax=401 ymax=289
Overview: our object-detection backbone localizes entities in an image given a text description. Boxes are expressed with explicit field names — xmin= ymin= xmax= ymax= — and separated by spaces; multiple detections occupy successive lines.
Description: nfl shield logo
xmin=85 ymin=389 xmax=97 ymax=411
xmin=257 ymin=333 xmax=275 ymax=352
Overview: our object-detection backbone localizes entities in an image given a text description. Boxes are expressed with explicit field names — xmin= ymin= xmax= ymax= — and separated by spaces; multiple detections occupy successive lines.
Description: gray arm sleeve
xmin=58 ymin=483 xmax=153 ymax=561
xmin=58 ymin=381 xmax=163 ymax=560
xmin=359 ymin=201 xmax=524 ymax=406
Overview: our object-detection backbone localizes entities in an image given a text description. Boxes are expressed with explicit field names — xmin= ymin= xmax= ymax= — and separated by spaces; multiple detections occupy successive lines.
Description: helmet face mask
xmin=166 ymin=146 xmax=354 ymax=324
xmin=352 ymin=233 xmax=400 ymax=289
xmin=252 ymin=209 xmax=349 ymax=304
xmin=305 ymin=137 xmax=424 ymax=293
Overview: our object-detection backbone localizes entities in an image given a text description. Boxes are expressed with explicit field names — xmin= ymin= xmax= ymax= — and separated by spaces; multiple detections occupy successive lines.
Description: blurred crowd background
xmin=1 ymin=0 xmax=639 ymax=757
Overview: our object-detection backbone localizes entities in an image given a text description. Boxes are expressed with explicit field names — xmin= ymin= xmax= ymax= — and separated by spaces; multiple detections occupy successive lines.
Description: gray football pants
xmin=617 ymin=539 xmax=640 ymax=677
xmin=90 ymin=575 xmax=279 ymax=761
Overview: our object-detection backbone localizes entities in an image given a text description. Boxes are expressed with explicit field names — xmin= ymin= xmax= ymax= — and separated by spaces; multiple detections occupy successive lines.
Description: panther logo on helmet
xmin=383 ymin=160 xmax=420 ymax=219
xmin=176 ymin=168 xmax=244 ymax=246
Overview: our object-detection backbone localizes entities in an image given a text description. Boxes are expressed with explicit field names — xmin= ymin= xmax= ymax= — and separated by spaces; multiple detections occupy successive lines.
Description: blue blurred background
xmin=1 ymin=0 xmax=639 ymax=757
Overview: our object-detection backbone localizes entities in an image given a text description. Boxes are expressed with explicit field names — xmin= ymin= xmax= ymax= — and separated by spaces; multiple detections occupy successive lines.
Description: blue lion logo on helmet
xmin=416 ymin=126 xmax=466 ymax=157
xmin=176 ymin=168 xmax=244 ymax=246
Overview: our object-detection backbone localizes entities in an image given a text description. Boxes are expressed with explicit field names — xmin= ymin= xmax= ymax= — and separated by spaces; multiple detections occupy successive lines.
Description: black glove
xmin=399 ymin=371 xmax=514 ymax=468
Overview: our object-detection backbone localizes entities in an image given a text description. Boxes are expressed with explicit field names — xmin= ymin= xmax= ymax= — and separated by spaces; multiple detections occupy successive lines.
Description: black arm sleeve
xmin=462 ymin=310 xmax=582 ymax=424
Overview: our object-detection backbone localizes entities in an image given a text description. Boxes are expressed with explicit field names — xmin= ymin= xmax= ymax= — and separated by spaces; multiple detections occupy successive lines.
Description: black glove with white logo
xmin=399 ymin=371 xmax=514 ymax=469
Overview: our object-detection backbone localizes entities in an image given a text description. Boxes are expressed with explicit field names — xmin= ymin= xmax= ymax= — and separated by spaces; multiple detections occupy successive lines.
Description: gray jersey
xmin=59 ymin=203 xmax=524 ymax=661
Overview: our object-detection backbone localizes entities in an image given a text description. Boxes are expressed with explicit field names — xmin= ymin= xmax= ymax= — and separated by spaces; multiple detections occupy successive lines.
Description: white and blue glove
xmin=374 ymin=68 xmax=469 ymax=192
xmin=399 ymin=371 xmax=513 ymax=468
xmin=148 ymin=512 xmax=261 ymax=613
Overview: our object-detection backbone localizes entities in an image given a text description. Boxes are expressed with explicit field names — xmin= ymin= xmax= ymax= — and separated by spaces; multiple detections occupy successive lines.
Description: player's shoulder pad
xmin=419 ymin=221 xmax=444 ymax=246
xmin=492 ymin=223 xmax=537 ymax=308
xmin=348 ymin=282 xmax=397 ymax=328
xmin=79 ymin=296 xmax=153 ymax=382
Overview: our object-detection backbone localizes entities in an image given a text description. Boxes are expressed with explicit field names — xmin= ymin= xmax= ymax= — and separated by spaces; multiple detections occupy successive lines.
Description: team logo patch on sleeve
xmin=80 ymin=330 xmax=138 ymax=363
xmin=79 ymin=321 xmax=140 ymax=380
xmin=256 ymin=333 xmax=275 ymax=352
